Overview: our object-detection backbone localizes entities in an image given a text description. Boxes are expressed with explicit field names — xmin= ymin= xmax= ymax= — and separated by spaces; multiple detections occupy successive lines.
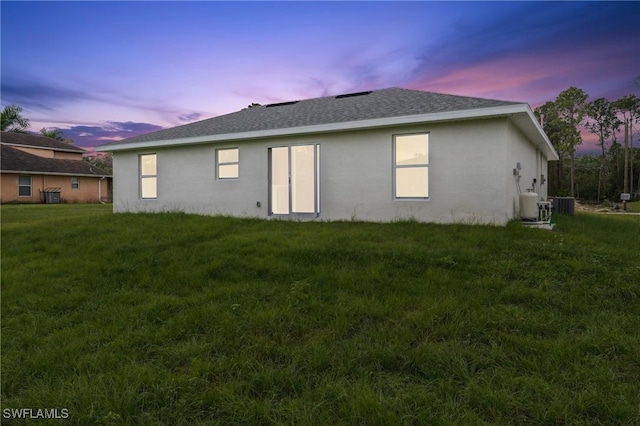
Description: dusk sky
xmin=2 ymin=1 xmax=639 ymax=153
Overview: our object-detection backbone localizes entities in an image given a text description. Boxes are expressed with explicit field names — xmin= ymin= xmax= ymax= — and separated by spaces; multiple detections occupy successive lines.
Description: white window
xmin=140 ymin=154 xmax=157 ymax=199
xmin=71 ymin=177 xmax=80 ymax=190
xmin=18 ymin=175 xmax=32 ymax=197
xmin=217 ymin=148 xmax=239 ymax=179
xmin=394 ymin=133 xmax=429 ymax=199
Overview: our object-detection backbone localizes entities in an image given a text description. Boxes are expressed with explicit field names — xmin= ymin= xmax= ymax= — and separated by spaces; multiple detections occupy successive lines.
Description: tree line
xmin=534 ymin=88 xmax=640 ymax=203
xmin=1 ymin=104 xmax=112 ymax=174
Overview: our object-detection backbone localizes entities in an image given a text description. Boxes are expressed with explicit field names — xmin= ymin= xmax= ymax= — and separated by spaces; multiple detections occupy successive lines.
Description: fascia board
xmin=97 ymin=104 xmax=535 ymax=152
xmin=1 ymin=170 xmax=111 ymax=177
xmin=2 ymin=143 xmax=85 ymax=154
xmin=530 ymin=108 xmax=559 ymax=161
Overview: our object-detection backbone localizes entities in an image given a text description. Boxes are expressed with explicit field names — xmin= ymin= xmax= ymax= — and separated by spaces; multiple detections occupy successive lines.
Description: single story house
xmin=97 ymin=88 xmax=558 ymax=225
xmin=1 ymin=132 xmax=112 ymax=203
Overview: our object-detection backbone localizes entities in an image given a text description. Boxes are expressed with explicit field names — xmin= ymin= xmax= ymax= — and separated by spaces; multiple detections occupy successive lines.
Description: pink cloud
xmin=410 ymin=38 xmax=636 ymax=103
xmin=407 ymin=41 xmax=639 ymax=155
xmin=410 ymin=51 xmax=575 ymax=105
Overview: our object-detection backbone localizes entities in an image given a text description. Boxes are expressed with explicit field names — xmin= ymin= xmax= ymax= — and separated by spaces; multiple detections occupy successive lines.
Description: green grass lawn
xmin=625 ymin=200 xmax=640 ymax=212
xmin=2 ymin=204 xmax=639 ymax=425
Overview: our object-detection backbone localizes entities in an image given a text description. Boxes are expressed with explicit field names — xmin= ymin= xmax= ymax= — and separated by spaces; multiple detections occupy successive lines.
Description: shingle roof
xmin=102 ymin=88 xmax=522 ymax=146
xmin=1 ymin=131 xmax=86 ymax=153
xmin=0 ymin=145 xmax=110 ymax=176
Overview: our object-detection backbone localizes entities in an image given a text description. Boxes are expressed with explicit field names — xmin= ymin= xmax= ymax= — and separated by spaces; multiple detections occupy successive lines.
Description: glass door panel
xmin=270 ymin=147 xmax=290 ymax=214
xmin=291 ymin=145 xmax=315 ymax=213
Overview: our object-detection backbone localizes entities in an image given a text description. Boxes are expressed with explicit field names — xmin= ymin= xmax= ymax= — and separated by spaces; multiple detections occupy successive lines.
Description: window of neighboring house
xmin=394 ymin=133 xmax=429 ymax=199
xmin=140 ymin=154 xmax=157 ymax=199
xmin=71 ymin=177 xmax=80 ymax=189
xmin=217 ymin=148 xmax=239 ymax=179
xmin=18 ymin=175 xmax=32 ymax=197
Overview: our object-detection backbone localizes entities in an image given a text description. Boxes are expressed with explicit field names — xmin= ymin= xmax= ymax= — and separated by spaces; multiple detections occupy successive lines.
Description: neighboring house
xmin=1 ymin=132 xmax=112 ymax=203
xmin=97 ymin=88 xmax=558 ymax=225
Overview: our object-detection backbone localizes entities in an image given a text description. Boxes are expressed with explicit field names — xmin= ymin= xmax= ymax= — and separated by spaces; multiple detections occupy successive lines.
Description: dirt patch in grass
xmin=575 ymin=200 xmax=640 ymax=214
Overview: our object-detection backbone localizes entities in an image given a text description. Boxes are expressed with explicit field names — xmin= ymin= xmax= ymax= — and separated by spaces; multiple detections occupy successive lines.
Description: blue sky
xmin=2 ymin=1 xmax=639 ymax=152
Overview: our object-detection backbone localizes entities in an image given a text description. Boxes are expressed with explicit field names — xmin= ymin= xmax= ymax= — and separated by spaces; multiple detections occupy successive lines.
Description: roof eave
xmin=1 ymin=142 xmax=86 ymax=154
xmin=98 ymin=104 xmax=558 ymax=160
xmin=509 ymin=106 xmax=559 ymax=161
xmin=1 ymin=170 xmax=112 ymax=177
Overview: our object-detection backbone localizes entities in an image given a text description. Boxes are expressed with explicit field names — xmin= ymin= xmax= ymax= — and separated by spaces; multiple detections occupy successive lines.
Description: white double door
xmin=269 ymin=145 xmax=319 ymax=215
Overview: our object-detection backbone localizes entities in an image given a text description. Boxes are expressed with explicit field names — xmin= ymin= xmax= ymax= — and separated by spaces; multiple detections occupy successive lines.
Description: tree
xmin=1 ymin=105 xmax=30 ymax=133
xmin=534 ymin=87 xmax=588 ymax=197
xmin=607 ymin=139 xmax=623 ymax=198
xmin=613 ymin=95 xmax=640 ymax=195
xmin=554 ymin=87 xmax=588 ymax=197
xmin=583 ymin=98 xmax=621 ymax=202
xmin=83 ymin=153 xmax=113 ymax=175
xmin=535 ymin=101 xmax=570 ymax=195
xmin=40 ymin=127 xmax=65 ymax=141
xmin=573 ymin=154 xmax=601 ymax=201
xmin=40 ymin=127 xmax=74 ymax=144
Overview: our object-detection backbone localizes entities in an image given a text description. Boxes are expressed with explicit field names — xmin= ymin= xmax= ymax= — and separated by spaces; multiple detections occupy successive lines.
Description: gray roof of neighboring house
xmin=101 ymin=88 xmax=522 ymax=146
xmin=0 ymin=144 xmax=111 ymax=177
xmin=1 ymin=131 xmax=87 ymax=153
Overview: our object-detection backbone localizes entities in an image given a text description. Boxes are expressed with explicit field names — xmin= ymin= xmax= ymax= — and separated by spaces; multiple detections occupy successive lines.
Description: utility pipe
xmin=98 ymin=176 xmax=106 ymax=204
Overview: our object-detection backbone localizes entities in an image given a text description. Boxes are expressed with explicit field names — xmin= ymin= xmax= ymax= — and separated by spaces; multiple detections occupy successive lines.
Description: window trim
xmin=18 ymin=175 xmax=32 ymax=197
xmin=139 ymin=153 xmax=157 ymax=199
xmin=71 ymin=176 xmax=80 ymax=190
xmin=393 ymin=132 xmax=429 ymax=200
xmin=217 ymin=147 xmax=239 ymax=179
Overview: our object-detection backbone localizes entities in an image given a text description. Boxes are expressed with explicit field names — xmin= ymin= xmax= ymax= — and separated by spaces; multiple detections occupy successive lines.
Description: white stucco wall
xmin=112 ymin=117 xmax=541 ymax=225
xmin=506 ymin=121 xmax=550 ymax=219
